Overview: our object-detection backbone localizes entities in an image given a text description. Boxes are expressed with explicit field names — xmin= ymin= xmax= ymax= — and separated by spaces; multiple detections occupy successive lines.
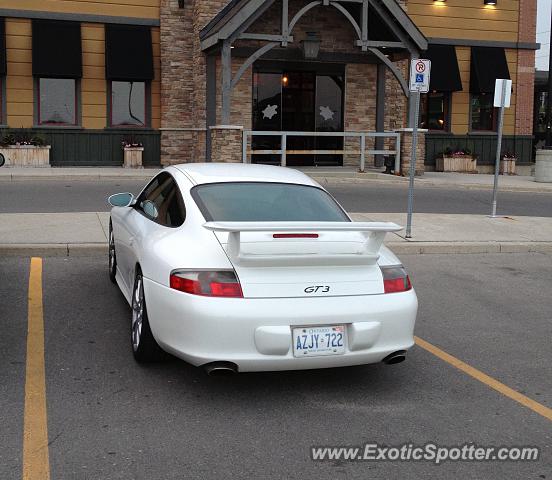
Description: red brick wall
xmin=516 ymin=0 xmax=537 ymax=136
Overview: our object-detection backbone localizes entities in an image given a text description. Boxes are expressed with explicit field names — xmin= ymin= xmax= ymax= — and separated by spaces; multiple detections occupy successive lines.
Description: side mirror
xmin=142 ymin=200 xmax=159 ymax=219
xmin=108 ymin=192 xmax=134 ymax=207
xmin=0 ymin=153 xmax=5 ymax=167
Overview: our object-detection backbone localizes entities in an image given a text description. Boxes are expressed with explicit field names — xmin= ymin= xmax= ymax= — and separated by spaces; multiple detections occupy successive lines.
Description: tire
xmin=108 ymin=220 xmax=117 ymax=284
xmin=131 ymin=267 xmax=165 ymax=362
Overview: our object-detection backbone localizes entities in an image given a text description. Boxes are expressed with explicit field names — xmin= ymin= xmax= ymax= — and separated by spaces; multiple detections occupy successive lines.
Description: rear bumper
xmin=143 ymin=278 xmax=418 ymax=372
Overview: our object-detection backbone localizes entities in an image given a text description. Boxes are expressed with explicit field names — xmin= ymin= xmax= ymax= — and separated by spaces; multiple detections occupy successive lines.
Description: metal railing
xmin=242 ymin=130 xmax=401 ymax=172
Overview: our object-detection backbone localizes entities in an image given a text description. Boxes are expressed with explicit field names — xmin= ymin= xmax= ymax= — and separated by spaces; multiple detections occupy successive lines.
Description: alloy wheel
xmin=132 ymin=275 xmax=144 ymax=351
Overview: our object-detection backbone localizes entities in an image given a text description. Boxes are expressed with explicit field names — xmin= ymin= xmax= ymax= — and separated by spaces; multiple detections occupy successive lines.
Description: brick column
xmin=396 ymin=128 xmax=427 ymax=176
xmin=516 ymin=0 xmax=537 ymax=136
xmin=210 ymin=126 xmax=243 ymax=163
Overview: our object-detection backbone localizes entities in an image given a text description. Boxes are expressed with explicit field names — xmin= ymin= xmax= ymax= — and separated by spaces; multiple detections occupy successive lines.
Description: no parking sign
xmin=409 ymin=59 xmax=431 ymax=93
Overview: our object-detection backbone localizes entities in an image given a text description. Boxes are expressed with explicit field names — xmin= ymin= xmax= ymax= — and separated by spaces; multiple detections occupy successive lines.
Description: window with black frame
xmin=105 ymin=24 xmax=153 ymax=128
xmin=32 ymin=20 xmax=82 ymax=126
xmin=419 ymin=92 xmax=450 ymax=131
xmin=38 ymin=78 xmax=77 ymax=125
xmin=471 ymin=93 xmax=496 ymax=131
xmin=469 ymin=47 xmax=510 ymax=132
xmin=0 ymin=17 xmax=5 ymax=125
xmin=110 ymin=81 xmax=146 ymax=127
xmin=0 ymin=77 xmax=4 ymax=125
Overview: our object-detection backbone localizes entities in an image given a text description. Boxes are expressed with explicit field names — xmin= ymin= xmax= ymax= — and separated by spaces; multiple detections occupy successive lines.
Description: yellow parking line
xmin=415 ymin=336 xmax=552 ymax=422
xmin=22 ymin=257 xmax=50 ymax=480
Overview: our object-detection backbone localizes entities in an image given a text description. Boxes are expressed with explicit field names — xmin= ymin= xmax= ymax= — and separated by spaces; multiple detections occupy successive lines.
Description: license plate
xmin=292 ymin=325 xmax=346 ymax=358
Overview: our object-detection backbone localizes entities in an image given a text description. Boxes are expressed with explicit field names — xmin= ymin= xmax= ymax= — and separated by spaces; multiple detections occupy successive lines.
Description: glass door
xmin=315 ymin=74 xmax=344 ymax=166
xmin=252 ymin=68 xmax=345 ymax=166
xmin=282 ymin=71 xmax=316 ymax=166
xmin=252 ymin=72 xmax=282 ymax=164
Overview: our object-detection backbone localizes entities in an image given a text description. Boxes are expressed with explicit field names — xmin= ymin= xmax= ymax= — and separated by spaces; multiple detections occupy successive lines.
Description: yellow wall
xmin=1 ymin=0 xmax=159 ymax=21
xmin=79 ymin=24 xmax=160 ymax=129
xmin=5 ymin=18 xmax=33 ymax=127
xmin=450 ymin=47 xmax=518 ymax=135
xmin=4 ymin=19 xmax=160 ymax=129
xmin=81 ymin=23 xmax=106 ymax=129
xmin=408 ymin=0 xmax=519 ymax=42
xmin=408 ymin=1 xmax=521 ymax=135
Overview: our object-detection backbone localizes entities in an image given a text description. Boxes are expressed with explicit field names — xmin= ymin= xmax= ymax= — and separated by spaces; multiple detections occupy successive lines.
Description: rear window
xmin=191 ymin=182 xmax=349 ymax=222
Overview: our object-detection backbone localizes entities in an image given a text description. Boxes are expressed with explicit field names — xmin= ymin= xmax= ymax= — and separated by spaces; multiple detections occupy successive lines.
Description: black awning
xmin=32 ymin=20 xmax=82 ymax=78
xmin=470 ymin=47 xmax=510 ymax=93
xmin=0 ymin=18 xmax=6 ymax=76
xmin=105 ymin=24 xmax=153 ymax=81
xmin=424 ymin=44 xmax=462 ymax=92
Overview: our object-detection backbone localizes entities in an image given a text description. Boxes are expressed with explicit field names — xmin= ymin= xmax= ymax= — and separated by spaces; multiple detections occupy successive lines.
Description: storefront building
xmin=0 ymin=0 xmax=538 ymax=170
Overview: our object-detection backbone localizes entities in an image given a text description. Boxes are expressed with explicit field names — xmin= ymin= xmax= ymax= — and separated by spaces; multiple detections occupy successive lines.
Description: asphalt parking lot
xmin=1 ymin=253 xmax=551 ymax=479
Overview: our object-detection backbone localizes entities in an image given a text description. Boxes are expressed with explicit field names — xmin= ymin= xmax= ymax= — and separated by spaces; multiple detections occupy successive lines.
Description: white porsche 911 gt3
xmin=108 ymin=163 xmax=417 ymax=374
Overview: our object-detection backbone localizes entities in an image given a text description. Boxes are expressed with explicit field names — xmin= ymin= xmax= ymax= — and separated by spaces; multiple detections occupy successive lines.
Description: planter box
xmin=123 ymin=146 xmax=144 ymax=168
xmin=499 ymin=158 xmax=516 ymax=175
xmin=435 ymin=155 xmax=477 ymax=173
xmin=0 ymin=145 xmax=51 ymax=167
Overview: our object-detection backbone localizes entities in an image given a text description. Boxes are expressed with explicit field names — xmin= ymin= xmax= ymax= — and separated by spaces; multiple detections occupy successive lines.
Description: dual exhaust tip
xmin=203 ymin=351 xmax=407 ymax=375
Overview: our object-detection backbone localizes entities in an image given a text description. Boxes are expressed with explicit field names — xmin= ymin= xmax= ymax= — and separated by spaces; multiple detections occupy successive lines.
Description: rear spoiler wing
xmin=203 ymin=221 xmax=402 ymax=266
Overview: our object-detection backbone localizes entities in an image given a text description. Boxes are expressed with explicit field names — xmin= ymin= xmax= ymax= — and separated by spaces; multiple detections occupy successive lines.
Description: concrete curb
xmin=0 ymin=243 xmax=107 ymax=256
xmin=0 ymin=173 xmax=159 ymax=182
xmin=387 ymin=241 xmax=552 ymax=255
xmin=312 ymin=176 xmax=552 ymax=193
xmin=1 ymin=242 xmax=551 ymax=257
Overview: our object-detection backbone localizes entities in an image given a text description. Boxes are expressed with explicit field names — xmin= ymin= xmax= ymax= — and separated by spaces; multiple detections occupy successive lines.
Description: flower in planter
xmin=0 ymin=133 xmax=47 ymax=147
xmin=501 ymin=151 xmax=517 ymax=160
xmin=121 ymin=136 xmax=144 ymax=149
xmin=442 ymin=146 xmax=475 ymax=159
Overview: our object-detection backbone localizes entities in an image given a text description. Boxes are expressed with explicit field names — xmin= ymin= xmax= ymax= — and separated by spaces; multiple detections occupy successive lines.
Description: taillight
xmin=170 ymin=270 xmax=243 ymax=298
xmin=380 ymin=265 xmax=412 ymax=294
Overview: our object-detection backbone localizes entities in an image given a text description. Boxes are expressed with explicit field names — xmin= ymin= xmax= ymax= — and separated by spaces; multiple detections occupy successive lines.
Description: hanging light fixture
xmin=301 ymin=32 xmax=321 ymax=60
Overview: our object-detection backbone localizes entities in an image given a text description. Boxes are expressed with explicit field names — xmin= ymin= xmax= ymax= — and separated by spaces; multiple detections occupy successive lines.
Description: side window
xmin=136 ymin=173 xmax=186 ymax=227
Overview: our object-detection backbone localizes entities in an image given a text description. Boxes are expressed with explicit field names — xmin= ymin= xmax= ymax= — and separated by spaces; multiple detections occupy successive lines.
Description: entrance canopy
xmin=200 ymin=0 xmax=427 ymax=53
xmin=200 ymin=0 xmax=428 ymax=124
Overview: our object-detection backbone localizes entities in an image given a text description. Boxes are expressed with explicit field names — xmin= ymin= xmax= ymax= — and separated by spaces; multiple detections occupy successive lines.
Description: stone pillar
xmin=160 ymin=0 xmax=228 ymax=165
xmin=344 ymin=64 xmax=377 ymax=167
xmin=210 ymin=126 xmax=243 ymax=163
xmin=160 ymin=0 xmax=195 ymax=165
xmin=396 ymin=128 xmax=427 ymax=176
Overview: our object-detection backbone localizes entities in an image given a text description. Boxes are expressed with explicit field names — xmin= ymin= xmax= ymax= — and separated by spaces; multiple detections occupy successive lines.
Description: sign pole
xmin=491 ymin=80 xmax=508 ymax=218
xmin=406 ymin=90 xmax=420 ymax=238
xmin=405 ymin=58 xmax=430 ymax=239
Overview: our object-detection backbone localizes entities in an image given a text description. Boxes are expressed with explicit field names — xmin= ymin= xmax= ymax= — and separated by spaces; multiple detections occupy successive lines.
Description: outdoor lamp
xmin=484 ymin=0 xmax=497 ymax=4
xmin=301 ymin=32 xmax=321 ymax=60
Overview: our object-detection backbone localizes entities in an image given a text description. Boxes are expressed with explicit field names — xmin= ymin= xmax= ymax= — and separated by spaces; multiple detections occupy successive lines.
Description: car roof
xmin=171 ymin=163 xmax=320 ymax=187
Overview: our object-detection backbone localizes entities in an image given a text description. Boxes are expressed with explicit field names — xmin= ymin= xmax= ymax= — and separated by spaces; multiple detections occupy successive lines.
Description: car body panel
xmin=143 ymin=276 xmax=417 ymax=372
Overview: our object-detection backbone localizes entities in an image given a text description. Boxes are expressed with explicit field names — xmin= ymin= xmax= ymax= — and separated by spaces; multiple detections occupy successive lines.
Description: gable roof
xmin=200 ymin=0 xmax=427 ymax=52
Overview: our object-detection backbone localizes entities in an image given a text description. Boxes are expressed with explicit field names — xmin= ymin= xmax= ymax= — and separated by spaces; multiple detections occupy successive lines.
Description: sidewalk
xmin=1 ymin=166 xmax=551 ymax=193
xmin=1 ymin=211 xmax=551 ymax=256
